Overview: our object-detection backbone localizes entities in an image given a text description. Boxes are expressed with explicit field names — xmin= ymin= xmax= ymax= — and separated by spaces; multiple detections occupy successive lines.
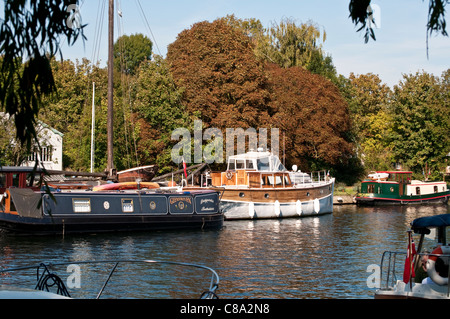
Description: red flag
xmin=183 ymin=159 xmax=187 ymax=178
xmin=403 ymin=236 xmax=416 ymax=283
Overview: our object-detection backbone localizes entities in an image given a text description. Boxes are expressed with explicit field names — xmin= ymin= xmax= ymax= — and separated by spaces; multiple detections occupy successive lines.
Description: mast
xmin=90 ymin=82 xmax=95 ymax=173
xmin=107 ymin=0 xmax=115 ymax=178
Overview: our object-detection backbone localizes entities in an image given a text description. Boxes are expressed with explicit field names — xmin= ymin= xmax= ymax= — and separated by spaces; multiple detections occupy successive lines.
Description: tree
xmin=253 ymin=17 xmax=337 ymax=81
xmin=0 ymin=0 xmax=85 ymax=150
xmin=266 ymin=63 xmax=354 ymax=172
xmin=167 ymin=19 xmax=270 ymax=132
xmin=131 ymin=55 xmax=189 ymax=173
xmin=390 ymin=71 xmax=449 ymax=176
xmin=348 ymin=73 xmax=393 ymax=171
xmin=114 ymin=33 xmax=153 ymax=75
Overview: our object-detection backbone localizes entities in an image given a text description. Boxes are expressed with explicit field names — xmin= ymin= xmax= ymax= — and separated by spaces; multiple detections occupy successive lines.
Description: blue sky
xmin=60 ymin=1 xmax=449 ymax=87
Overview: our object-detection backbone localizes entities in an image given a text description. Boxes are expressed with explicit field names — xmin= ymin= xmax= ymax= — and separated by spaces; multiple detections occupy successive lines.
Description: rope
xmin=35 ymin=263 xmax=71 ymax=297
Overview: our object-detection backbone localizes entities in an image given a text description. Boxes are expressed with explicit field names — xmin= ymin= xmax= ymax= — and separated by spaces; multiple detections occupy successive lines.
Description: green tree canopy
xmin=114 ymin=33 xmax=153 ymax=75
xmin=0 ymin=0 xmax=85 ymax=149
xmin=348 ymin=73 xmax=393 ymax=171
xmin=390 ymin=71 xmax=450 ymax=176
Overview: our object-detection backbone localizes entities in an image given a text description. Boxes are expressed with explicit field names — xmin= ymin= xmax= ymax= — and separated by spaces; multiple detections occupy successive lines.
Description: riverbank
xmin=334 ymin=184 xmax=357 ymax=205
xmin=333 ymin=194 xmax=355 ymax=205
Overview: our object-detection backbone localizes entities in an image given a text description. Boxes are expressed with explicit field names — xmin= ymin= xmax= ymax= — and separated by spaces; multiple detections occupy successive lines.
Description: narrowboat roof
xmin=411 ymin=214 xmax=450 ymax=232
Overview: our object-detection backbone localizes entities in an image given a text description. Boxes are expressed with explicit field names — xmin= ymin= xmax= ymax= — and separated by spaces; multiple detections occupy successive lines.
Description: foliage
xmin=0 ymin=0 xmax=85 ymax=150
xmin=167 ymin=19 xmax=270 ymax=132
xmin=131 ymin=55 xmax=189 ymax=173
xmin=223 ymin=15 xmax=337 ymax=82
xmin=390 ymin=71 xmax=450 ymax=174
xmin=347 ymin=73 xmax=393 ymax=171
xmin=266 ymin=63 xmax=354 ymax=171
xmin=114 ymin=33 xmax=153 ymax=75
xmin=349 ymin=0 xmax=449 ymax=51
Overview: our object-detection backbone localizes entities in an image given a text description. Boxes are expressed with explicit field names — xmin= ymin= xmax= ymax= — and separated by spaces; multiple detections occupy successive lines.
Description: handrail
xmin=0 ymin=259 xmax=220 ymax=299
xmin=380 ymin=250 xmax=450 ymax=296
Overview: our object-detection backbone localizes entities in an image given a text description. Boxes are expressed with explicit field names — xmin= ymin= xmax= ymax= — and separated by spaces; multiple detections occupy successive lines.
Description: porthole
xmin=306 ymin=192 xmax=310 ymax=197
xmin=264 ymin=193 xmax=270 ymax=199
xmin=239 ymin=192 xmax=245 ymax=198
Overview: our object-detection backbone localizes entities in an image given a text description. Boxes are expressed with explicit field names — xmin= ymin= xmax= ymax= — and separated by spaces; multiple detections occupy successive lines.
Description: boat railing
xmin=0 ymin=259 xmax=220 ymax=299
xmin=379 ymin=251 xmax=406 ymax=290
xmin=193 ymin=169 xmax=331 ymax=188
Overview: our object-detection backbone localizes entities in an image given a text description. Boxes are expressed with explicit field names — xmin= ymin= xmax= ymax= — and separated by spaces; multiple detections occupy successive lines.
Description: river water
xmin=0 ymin=204 xmax=448 ymax=299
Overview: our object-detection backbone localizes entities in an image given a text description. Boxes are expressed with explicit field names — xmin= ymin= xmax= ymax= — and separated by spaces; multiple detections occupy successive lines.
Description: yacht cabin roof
xmin=227 ymin=150 xmax=286 ymax=172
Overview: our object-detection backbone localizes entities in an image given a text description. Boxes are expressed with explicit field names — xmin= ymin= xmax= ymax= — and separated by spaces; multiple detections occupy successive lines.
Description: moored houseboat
xmin=355 ymin=171 xmax=450 ymax=206
xmin=184 ymin=149 xmax=334 ymax=220
xmin=0 ymin=166 xmax=223 ymax=235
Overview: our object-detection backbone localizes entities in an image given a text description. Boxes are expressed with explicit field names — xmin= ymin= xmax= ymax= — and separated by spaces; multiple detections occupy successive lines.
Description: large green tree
xmin=114 ymin=33 xmax=153 ymax=75
xmin=348 ymin=73 xmax=393 ymax=171
xmin=131 ymin=55 xmax=189 ymax=173
xmin=390 ymin=71 xmax=450 ymax=176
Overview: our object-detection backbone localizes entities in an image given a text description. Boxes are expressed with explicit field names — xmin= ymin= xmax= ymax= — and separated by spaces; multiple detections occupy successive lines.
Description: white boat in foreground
xmin=375 ymin=214 xmax=450 ymax=299
xmin=0 ymin=260 xmax=220 ymax=299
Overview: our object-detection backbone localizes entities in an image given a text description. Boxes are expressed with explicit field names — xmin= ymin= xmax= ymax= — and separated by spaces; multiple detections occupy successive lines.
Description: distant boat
xmin=184 ymin=149 xmax=334 ymax=220
xmin=356 ymin=171 xmax=450 ymax=205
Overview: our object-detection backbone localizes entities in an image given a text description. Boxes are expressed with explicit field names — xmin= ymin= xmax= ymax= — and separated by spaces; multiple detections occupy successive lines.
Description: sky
xmin=59 ymin=0 xmax=449 ymax=87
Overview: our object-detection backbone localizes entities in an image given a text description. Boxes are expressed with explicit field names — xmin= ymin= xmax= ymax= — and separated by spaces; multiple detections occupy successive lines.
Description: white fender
xmin=314 ymin=198 xmax=320 ymax=213
xmin=296 ymin=200 xmax=302 ymax=216
xmin=274 ymin=200 xmax=281 ymax=217
xmin=248 ymin=202 xmax=255 ymax=219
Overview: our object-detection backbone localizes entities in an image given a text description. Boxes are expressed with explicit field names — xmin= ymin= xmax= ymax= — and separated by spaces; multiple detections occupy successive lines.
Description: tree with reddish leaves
xmin=266 ymin=63 xmax=354 ymax=172
xmin=167 ymin=19 xmax=271 ymax=131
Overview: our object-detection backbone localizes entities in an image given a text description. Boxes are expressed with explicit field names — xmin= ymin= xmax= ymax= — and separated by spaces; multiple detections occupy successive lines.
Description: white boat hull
xmin=222 ymin=192 xmax=334 ymax=220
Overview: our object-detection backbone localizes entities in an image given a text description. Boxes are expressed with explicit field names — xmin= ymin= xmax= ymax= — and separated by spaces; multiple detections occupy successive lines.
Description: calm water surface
xmin=0 ymin=205 xmax=448 ymax=299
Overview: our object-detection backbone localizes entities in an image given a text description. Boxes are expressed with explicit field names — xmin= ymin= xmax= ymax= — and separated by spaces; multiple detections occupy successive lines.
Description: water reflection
xmin=0 ymin=205 xmax=448 ymax=298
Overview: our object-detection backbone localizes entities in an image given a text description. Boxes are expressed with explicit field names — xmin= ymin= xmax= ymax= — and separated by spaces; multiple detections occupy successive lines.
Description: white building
xmin=1 ymin=112 xmax=63 ymax=171
xmin=22 ymin=122 xmax=64 ymax=171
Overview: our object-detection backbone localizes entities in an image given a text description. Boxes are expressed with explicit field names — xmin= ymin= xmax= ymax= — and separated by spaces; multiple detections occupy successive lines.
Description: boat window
xmin=246 ymin=160 xmax=254 ymax=169
xmin=368 ymin=184 xmax=375 ymax=193
xmin=228 ymin=160 xmax=235 ymax=170
xmin=0 ymin=173 xmax=5 ymax=188
xmin=236 ymin=160 xmax=245 ymax=169
xmin=257 ymin=159 xmax=270 ymax=171
xmin=12 ymin=174 xmax=20 ymax=187
xmin=275 ymin=176 xmax=282 ymax=185
xmin=73 ymin=199 xmax=91 ymax=213
xmin=416 ymin=187 xmax=421 ymax=195
xmin=434 ymin=186 xmax=438 ymax=193
xmin=122 ymin=199 xmax=134 ymax=213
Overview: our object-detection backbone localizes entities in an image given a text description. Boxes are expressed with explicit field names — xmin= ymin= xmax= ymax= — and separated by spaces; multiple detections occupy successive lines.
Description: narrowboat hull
xmin=355 ymin=193 xmax=450 ymax=206
xmin=0 ymin=188 xmax=223 ymax=235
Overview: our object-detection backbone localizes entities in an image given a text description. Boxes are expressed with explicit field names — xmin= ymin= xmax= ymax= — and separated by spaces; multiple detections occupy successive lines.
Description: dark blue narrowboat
xmin=0 ymin=167 xmax=223 ymax=235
